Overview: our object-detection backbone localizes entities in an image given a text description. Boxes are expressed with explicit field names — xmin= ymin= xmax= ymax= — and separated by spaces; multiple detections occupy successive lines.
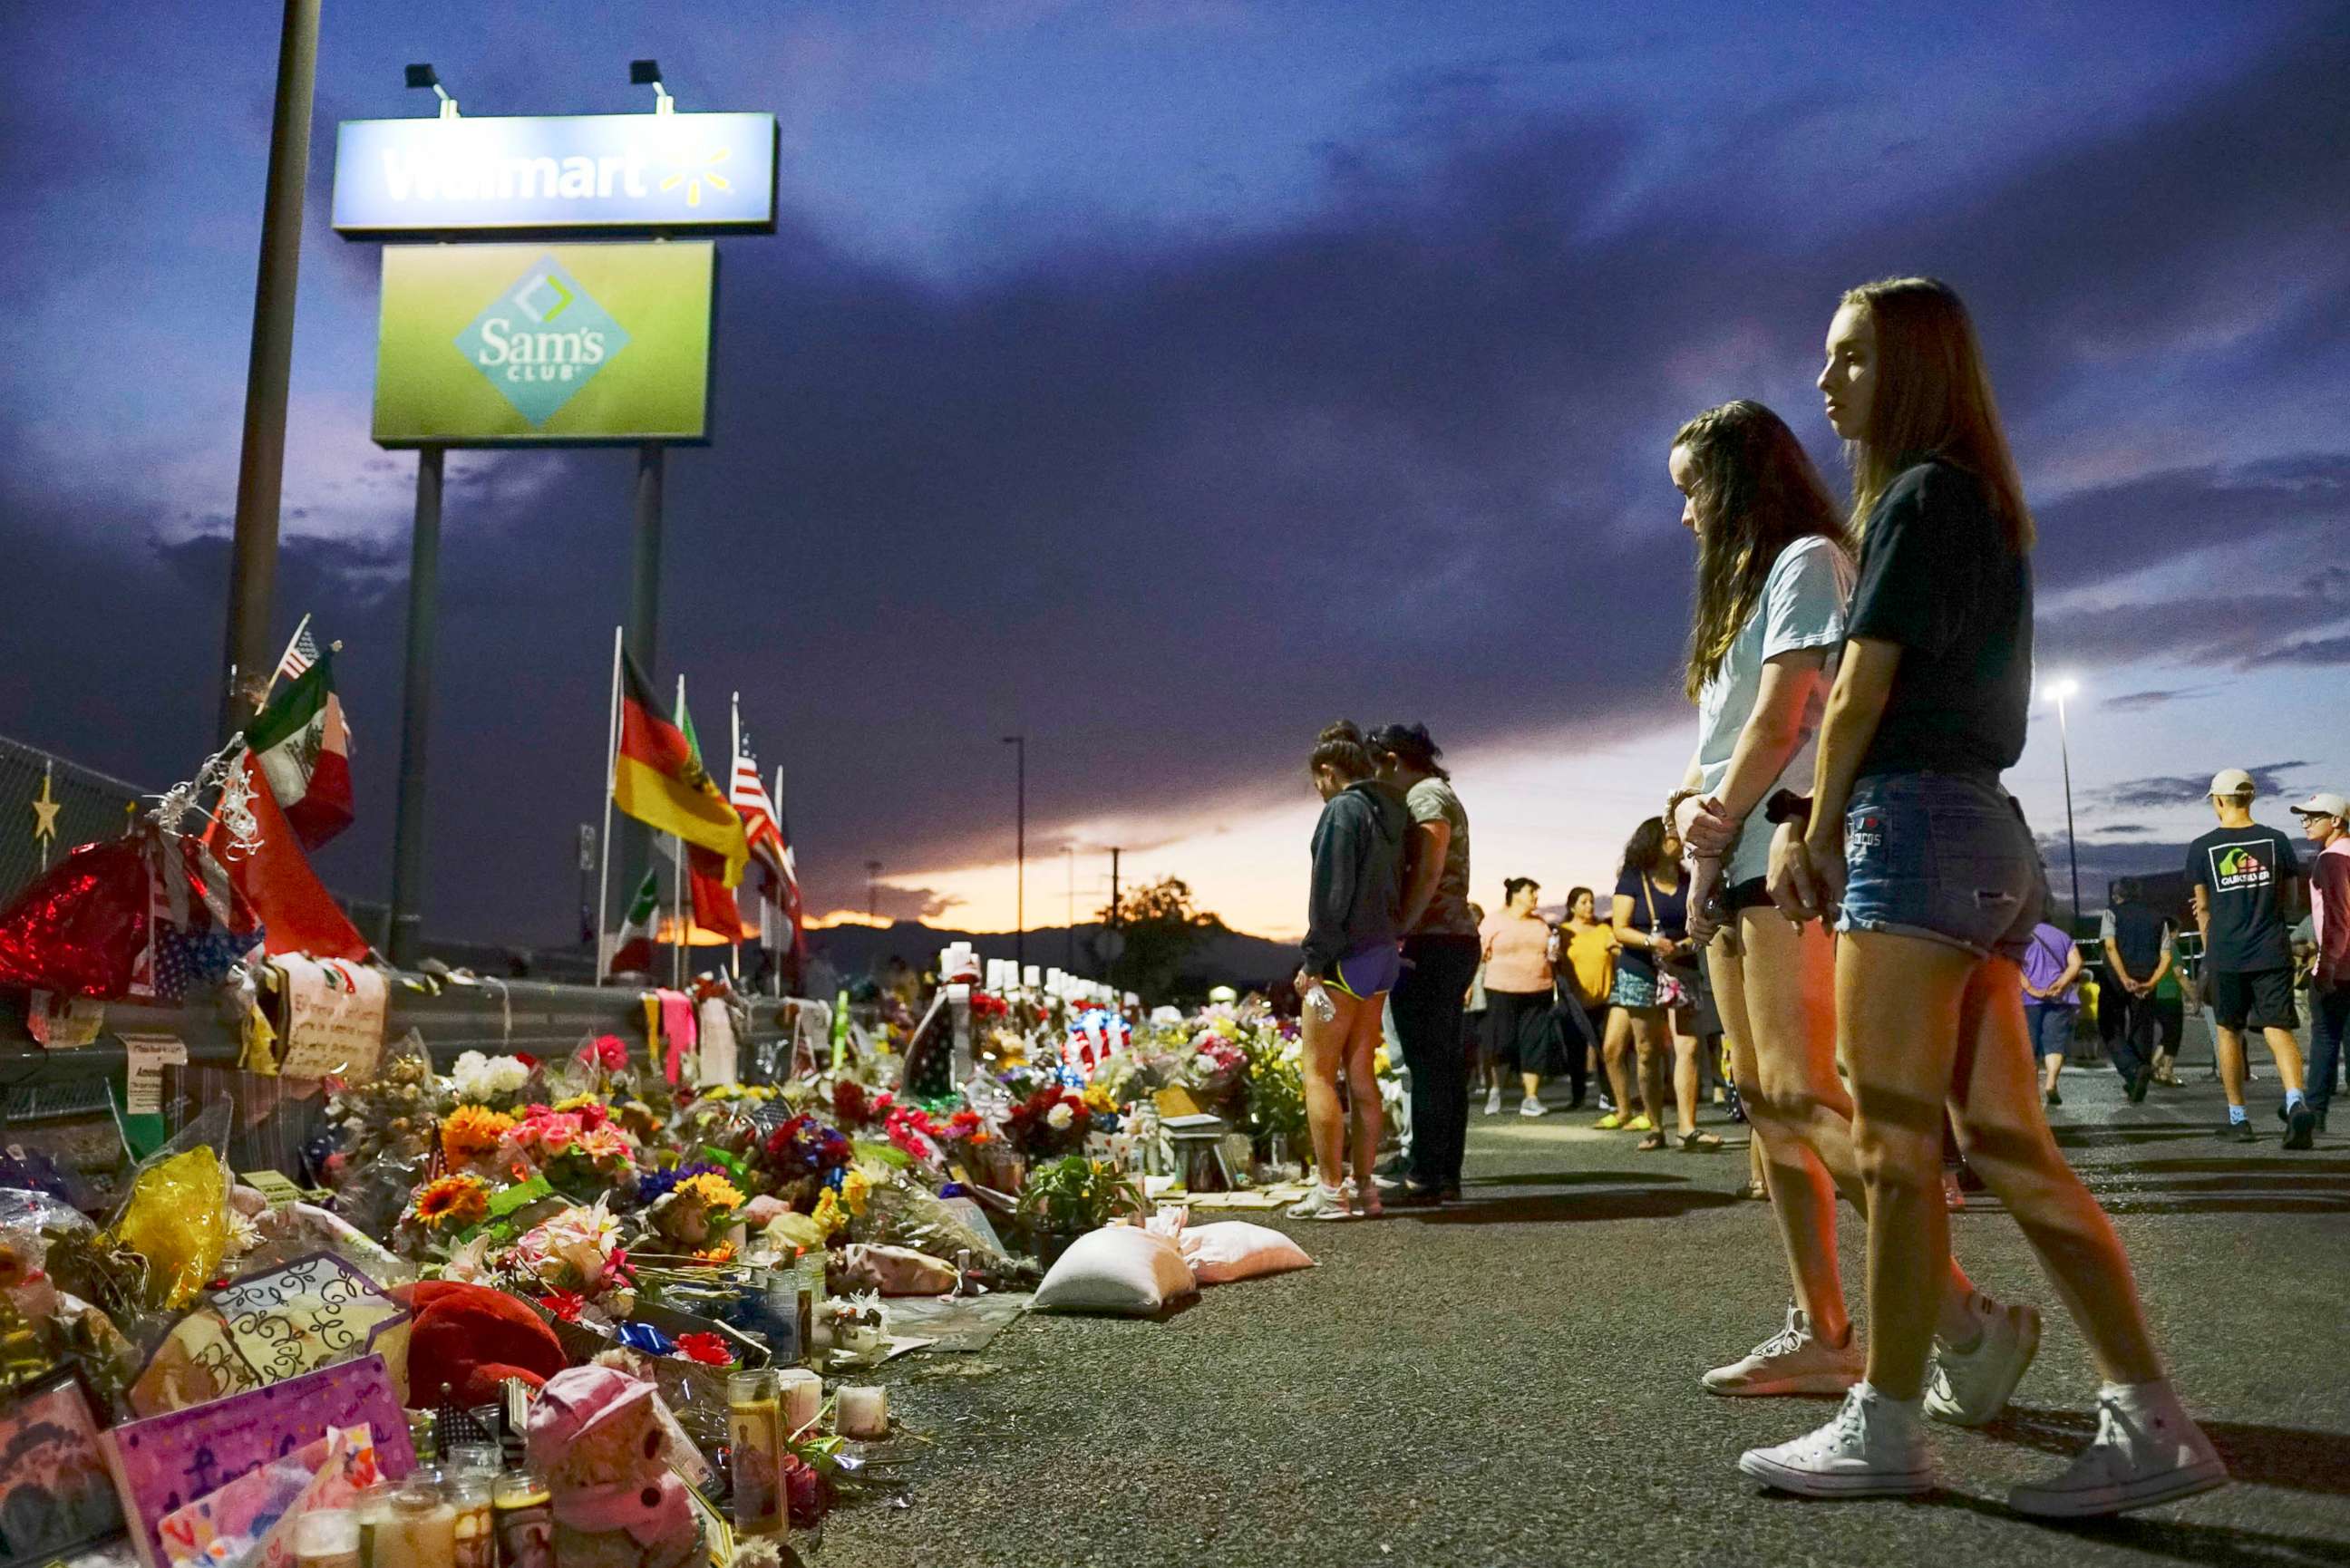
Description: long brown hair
xmin=1840 ymin=276 xmax=2034 ymax=549
xmin=1674 ymin=400 xmax=1851 ymax=700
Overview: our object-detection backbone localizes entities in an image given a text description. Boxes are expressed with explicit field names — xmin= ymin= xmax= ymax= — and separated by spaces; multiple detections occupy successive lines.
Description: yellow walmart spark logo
xmin=660 ymin=144 xmax=733 ymax=208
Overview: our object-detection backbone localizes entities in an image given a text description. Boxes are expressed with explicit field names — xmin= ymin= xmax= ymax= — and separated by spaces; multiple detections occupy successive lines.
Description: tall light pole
xmin=1002 ymin=735 xmax=1026 ymax=974
xmin=218 ymin=0 xmax=323 ymax=739
xmin=2046 ymin=678 xmax=2082 ymax=928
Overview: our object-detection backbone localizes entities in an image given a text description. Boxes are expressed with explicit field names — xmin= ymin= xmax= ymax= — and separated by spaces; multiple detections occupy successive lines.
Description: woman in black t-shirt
xmin=1745 ymin=277 xmax=2223 ymax=1516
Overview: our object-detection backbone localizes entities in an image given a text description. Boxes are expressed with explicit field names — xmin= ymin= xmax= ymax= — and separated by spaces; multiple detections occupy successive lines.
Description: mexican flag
xmin=244 ymin=653 xmax=354 ymax=851
xmin=607 ymin=867 xmax=662 ymax=974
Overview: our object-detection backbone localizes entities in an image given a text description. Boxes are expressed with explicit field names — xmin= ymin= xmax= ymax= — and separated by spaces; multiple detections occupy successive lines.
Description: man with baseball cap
xmin=2290 ymin=790 xmax=2349 ymax=1133
xmin=2186 ymin=769 xmax=2312 ymax=1147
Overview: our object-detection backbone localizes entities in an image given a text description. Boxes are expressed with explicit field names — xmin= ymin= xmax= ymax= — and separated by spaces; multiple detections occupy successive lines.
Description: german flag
xmin=613 ymin=652 xmax=749 ymax=886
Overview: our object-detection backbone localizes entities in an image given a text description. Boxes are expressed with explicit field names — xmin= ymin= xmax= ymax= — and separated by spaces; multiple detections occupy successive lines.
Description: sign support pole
xmin=218 ymin=0 xmax=322 ymax=740
xmin=389 ymin=445 xmax=444 ymax=968
xmin=614 ymin=443 xmax=665 ymax=933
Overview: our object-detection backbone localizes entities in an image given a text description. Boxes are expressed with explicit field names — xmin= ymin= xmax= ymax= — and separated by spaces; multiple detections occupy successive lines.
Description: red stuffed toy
xmin=393 ymin=1280 xmax=568 ymax=1407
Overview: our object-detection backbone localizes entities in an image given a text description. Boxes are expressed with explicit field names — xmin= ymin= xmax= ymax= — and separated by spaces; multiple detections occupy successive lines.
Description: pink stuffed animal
xmin=525 ymin=1366 xmax=703 ymax=1568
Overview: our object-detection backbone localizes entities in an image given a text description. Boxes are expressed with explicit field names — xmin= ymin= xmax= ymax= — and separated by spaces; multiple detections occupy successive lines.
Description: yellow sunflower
xmin=692 ymin=1241 xmax=738 ymax=1265
xmin=440 ymin=1105 xmax=516 ymax=1164
xmin=676 ymin=1172 xmax=747 ymax=1213
xmin=811 ymin=1189 xmax=847 ymax=1237
xmin=413 ymin=1174 xmax=490 ymax=1231
xmin=840 ymin=1167 xmax=871 ymax=1218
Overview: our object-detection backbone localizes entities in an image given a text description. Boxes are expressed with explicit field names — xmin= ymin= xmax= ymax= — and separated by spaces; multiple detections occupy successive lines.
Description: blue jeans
xmin=2310 ymin=982 xmax=2350 ymax=1119
xmin=1838 ymin=772 xmax=2045 ymax=963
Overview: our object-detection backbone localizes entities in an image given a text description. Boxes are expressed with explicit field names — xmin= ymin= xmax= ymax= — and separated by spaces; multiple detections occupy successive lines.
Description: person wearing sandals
xmin=1607 ymin=818 xmax=1712 ymax=1150
xmin=1750 ymin=276 xmax=2225 ymax=1514
xmin=1288 ymin=721 xmax=1410 ymax=1222
xmin=1480 ymin=877 xmax=1565 ymax=1117
xmin=1665 ymin=398 xmax=2032 ymax=1408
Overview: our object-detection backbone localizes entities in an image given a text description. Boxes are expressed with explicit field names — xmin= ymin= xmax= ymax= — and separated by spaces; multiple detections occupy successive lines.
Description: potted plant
xmin=1016 ymin=1156 xmax=1143 ymax=1267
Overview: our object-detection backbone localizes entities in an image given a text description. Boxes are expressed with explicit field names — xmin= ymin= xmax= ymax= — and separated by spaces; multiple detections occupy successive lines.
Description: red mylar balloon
xmin=0 ymin=837 xmax=151 ymax=999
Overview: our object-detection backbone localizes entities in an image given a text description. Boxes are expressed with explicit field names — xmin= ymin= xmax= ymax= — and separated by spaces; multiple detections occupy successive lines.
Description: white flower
xmin=452 ymin=1050 xmax=530 ymax=1103
xmin=1045 ymin=1102 xmax=1074 ymax=1130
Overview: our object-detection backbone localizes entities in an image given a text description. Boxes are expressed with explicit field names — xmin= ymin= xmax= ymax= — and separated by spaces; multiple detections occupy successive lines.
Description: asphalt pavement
xmin=823 ymin=1061 xmax=2350 ymax=1568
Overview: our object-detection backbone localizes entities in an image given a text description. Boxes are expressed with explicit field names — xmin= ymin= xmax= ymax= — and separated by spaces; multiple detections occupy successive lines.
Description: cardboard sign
xmin=272 ymin=957 xmax=389 ymax=1080
xmin=122 ymin=1032 xmax=189 ymax=1116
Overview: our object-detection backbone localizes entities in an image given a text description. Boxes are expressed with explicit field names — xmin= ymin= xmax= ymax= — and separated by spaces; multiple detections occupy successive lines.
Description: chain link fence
xmin=0 ymin=731 xmax=150 ymax=910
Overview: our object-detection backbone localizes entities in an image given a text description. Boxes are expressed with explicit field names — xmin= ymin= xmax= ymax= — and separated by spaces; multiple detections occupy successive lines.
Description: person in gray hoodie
xmin=1290 ymin=721 xmax=1410 ymax=1220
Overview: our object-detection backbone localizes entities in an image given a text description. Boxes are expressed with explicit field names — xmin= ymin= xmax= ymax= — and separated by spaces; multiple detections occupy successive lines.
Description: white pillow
xmin=1032 ymin=1226 xmax=1197 ymax=1315
xmin=1180 ymin=1221 xmax=1316 ymax=1284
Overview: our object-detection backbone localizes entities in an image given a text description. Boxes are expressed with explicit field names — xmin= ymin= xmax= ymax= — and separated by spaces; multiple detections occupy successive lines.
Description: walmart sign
xmin=333 ymin=112 xmax=776 ymax=234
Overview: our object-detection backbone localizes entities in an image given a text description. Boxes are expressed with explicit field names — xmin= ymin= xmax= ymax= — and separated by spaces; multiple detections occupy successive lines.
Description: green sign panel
xmin=373 ymin=241 xmax=714 ymax=446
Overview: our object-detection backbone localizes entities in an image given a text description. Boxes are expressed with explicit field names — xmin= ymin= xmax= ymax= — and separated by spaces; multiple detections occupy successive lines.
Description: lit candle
xmin=778 ymin=1368 xmax=822 ymax=1436
xmin=835 ymin=1385 xmax=889 ymax=1439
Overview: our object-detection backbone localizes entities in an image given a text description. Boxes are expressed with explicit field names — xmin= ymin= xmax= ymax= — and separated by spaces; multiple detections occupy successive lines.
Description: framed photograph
xmin=0 ymin=1370 xmax=125 ymax=1567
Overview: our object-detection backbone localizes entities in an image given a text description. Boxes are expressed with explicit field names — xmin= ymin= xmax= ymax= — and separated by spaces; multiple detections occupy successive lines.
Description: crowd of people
xmin=1271 ymin=276 xmax=2350 ymax=1518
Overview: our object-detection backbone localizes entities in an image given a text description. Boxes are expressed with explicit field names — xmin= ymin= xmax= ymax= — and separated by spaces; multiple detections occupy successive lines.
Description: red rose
xmin=782 ymin=1456 xmax=831 ymax=1527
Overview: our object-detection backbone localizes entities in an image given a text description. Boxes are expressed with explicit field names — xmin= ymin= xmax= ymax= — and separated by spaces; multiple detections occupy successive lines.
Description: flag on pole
xmin=244 ymin=652 xmax=354 ymax=851
xmin=611 ymin=652 xmax=748 ymax=884
xmin=770 ymin=769 xmax=807 ymax=963
xmin=727 ymin=714 xmax=790 ymax=893
xmin=674 ymin=687 xmax=750 ymax=943
xmin=277 ymin=620 xmax=322 ymax=683
xmin=608 ymin=867 xmax=661 ymax=974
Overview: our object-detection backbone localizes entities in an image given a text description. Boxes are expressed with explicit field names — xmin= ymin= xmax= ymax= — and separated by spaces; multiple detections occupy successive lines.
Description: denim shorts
xmin=1836 ymin=771 xmax=2046 ymax=964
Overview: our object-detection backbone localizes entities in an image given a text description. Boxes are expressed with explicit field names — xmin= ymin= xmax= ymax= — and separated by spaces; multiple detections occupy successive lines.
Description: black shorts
xmin=1728 ymin=876 xmax=1773 ymax=912
xmin=2209 ymin=968 xmax=2296 ymax=1031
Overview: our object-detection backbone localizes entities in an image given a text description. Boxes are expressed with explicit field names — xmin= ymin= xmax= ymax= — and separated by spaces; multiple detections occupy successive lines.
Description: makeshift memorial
xmin=271 ymin=957 xmax=390 ymax=1081
xmin=1015 ymin=1156 xmax=1142 ymax=1266
xmin=724 ymin=1369 xmax=783 ymax=1537
xmin=392 ymin=1282 xmax=568 ymax=1407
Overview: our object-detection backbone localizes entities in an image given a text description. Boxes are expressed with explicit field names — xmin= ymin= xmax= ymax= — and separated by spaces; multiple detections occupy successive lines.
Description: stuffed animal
xmin=393 ymin=1279 xmax=569 ymax=1406
xmin=526 ymin=1365 xmax=703 ymax=1568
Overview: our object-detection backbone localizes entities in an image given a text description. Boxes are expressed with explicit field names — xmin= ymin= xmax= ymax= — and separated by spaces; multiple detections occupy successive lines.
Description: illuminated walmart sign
xmin=333 ymin=112 xmax=776 ymax=234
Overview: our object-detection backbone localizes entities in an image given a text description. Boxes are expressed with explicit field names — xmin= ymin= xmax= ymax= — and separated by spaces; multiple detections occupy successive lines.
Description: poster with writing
xmin=0 ymin=1373 xmax=123 ymax=1565
xmin=272 ymin=958 xmax=388 ymax=1081
xmin=127 ymin=1255 xmax=413 ymax=1418
xmin=101 ymin=1355 xmax=415 ymax=1568
xmin=121 ymin=1033 xmax=189 ymax=1117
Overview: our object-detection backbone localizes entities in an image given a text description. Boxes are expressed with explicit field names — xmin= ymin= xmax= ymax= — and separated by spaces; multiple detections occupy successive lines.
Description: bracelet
xmin=1762 ymin=789 xmax=1813 ymax=828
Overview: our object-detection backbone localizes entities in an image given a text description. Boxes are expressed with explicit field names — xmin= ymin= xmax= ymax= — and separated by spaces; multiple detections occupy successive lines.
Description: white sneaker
xmin=1704 ymin=1304 xmax=1863 ymax=1398
xmin=1739 ymin=1384 xmax=1933 ymax=1498
xmin=1483 ymin=1085 xmax=1504 ymax=1116
xmin=1925 ymin=1292 xmax=2042 ymax=1426
xmin=1520 ymin=1094 xmax=1549 ymax=1118
xmin=2007 ymin=1382 xmax=2227 ymax=1517
xmin=1285 ymin=1183 xmax=1355 ymax=1221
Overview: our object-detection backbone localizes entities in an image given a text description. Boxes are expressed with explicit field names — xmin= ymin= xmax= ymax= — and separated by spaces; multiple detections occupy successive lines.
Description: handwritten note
xmin=121 ymin=1033 xmax=189 ymax=1116
xmin=272 ymin=957 xmax=388 ymax=1081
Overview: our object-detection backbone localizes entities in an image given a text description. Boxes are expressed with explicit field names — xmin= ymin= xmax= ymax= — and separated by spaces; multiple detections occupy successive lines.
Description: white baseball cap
xmin=2208 ymin=768 xmax=2255 ymax=797
xmin=2291 ymin=791 xmax=2348 ymax=819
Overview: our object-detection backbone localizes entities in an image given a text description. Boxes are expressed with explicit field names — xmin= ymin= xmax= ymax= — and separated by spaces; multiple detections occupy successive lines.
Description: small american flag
xmin=277 ymin=621 xmax=321 ymax=682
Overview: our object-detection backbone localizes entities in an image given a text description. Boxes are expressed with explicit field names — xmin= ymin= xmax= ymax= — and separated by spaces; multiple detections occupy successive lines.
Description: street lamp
xmin=1002 ymin=736 xmax=1026 ymax=974
xmin=404 ymin=63 xmax=460 ymax=118
xmin=2045 ymin=678 xmax=2083 ymax=927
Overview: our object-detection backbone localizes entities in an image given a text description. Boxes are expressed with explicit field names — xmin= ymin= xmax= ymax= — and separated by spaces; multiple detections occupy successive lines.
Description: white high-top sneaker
xmin=1704 ymin=1304 xmax=1864 ymax=1397
xmin=1738 ymin=1383 xmax=1933 ymax=1497
xmin=1924 ymin=1292 xmax=2043 ymax=1425
xmin=2007 ymin=1382 xmax=2227 ymax=1517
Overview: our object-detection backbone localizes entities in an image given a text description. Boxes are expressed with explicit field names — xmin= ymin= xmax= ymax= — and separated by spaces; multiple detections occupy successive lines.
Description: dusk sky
xmin=3 ymin=2 xmax=2345 ymax=946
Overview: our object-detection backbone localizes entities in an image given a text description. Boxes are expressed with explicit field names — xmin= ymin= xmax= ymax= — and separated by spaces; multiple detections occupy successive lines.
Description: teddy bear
xmin=526 ymin=1364 xmax=704 ymax=1568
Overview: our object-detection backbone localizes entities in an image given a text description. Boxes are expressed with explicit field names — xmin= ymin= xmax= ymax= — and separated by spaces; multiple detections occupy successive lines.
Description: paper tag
xmin=239 ymin=1169 xmax=307 ymax=1210
xmin=29 ymin=988 xmax=105 ymax=1048
xmin=122 ymin=1032 xmax=189 ymax=1115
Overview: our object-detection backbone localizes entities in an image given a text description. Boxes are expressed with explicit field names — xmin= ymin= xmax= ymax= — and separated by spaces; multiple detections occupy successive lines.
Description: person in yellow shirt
xmin=1551 ymin=886 xmax=1617 ymax=1111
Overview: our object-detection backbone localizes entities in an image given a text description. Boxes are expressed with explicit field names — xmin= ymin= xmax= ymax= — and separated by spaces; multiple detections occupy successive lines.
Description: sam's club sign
xmin=334 ymin=112 xmax=776 ymax=234
xmin=373 ymin=242 xmax=714 ymax=447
